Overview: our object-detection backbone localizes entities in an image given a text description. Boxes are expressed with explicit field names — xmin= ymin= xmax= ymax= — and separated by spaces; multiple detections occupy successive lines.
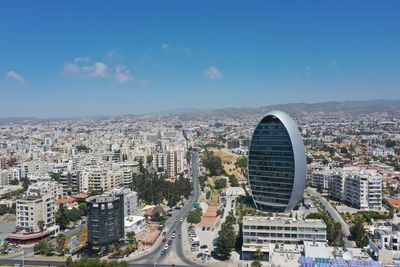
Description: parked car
xmin=178 ymin=234 xmax=181 ymax=239
xmin=196 ymin=253 xmax=203 ymax=258
xmin=200 ymin=245 xmax=208 ymax=249
xmin=162 ymin=238 xmax=167 ymax=242
xmin=164 ymin=244 xmax=169 ymax=250
xmin=168 ymin=239 xmax=172 ymax=245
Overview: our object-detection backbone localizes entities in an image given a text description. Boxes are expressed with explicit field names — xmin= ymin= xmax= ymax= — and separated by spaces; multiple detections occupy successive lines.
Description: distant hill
xmin=1 ymin=99 xmax=399 ymax=121
xmin=200 ymin=99 xmax=400 ymax=118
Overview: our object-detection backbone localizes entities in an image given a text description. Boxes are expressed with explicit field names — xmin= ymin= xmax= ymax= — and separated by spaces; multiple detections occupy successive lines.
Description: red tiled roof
xmin=387 ymin=198 xmax=400 ymax=208
xmin=72 ymin=193 xmax=89 ymax=199
xmin=55 ymin=197 xmax=76 ymax=204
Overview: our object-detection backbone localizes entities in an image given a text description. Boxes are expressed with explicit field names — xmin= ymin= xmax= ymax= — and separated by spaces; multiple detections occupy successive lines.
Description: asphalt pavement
xmin=129 ymin=151 xmax=205 ymax=266
xmin=306 ymin=187 xmax=354 ymax=247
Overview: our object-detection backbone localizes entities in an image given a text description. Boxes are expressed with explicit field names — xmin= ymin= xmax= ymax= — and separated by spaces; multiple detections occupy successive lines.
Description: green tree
xmin=253 ymin=248 xmax=263 ymax=261
xmin=78 ymin=202 xmax=88 ymax=216
xmin=56 ymin=233 xmax=66 ymax=255
xmin=228 ymin=175 xmax=239 ymax=187
xmin=126 ymin=231 xmax=135 ymax=240
xmin=21 ymin=178 xmax=31 ymax=190
xmin=214 ymin=178 xmax=227 ymax=190
xmin=9 ymin=178 xmax=19 ymax=185
xmin=37 ymin=220 xmax=45 ymax=239
xmin=202 ymin=151 xmax=225 ymax=176
xmin=386 ymin=139 xmax=396 ymax=148
xmin=187 ymin=208 xmax=203 ymax=224
xmin=317 ymin=185 xmax=323 ymax=194
xmin=50 ymin=172 xmax=61 ymax=183
xmin=33 ymin=241 xmax=54 ymax=256
xmin=67 ymin=207 xmax=84 ymax=222
xmin=56 ymin=204 xmax=69 ymax=230
xmin=1 ymin=242 xmax=9 ymax=254
xmin=251 ymin=260 xmax=262 ymax=267
xmin=215 ymin=212 xmax=236 ymax=259
xmin=350 ymin=216 xmax=368 ymax=247
xmin=235 ymin=156 xmax=248 ymax=169
xmin=146 ymin=155 xmax=153 ymax=164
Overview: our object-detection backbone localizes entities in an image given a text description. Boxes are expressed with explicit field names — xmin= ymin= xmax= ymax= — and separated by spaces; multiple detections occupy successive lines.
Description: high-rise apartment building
xmin=329 ymin=167 xmax=382 ymax=211
xmin=86 ymin=194 xmax=125 ymax=252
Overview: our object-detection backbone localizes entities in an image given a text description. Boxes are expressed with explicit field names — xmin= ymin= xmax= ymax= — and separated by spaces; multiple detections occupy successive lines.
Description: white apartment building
xmin=311 ymin=169 xmax=330 ymax=189
xmin=330 ymin=167 xmax=382 ymax=211
xmin=153 ymin=148 xmax=186 ymax=180
xmin=120 ymin=161 xmax=140 ymax=187
xmin=0 ymin=170 xmax=10 ymax=186
xmin=110 ymin=187 xmax=139 ymax=216
xmin=242 ymin=215 xmax=327 ymax=261
xmin=372 ymin=147 xmax=396 ymax=157
xmin=27 ymin=180 xmax=63 ymax=199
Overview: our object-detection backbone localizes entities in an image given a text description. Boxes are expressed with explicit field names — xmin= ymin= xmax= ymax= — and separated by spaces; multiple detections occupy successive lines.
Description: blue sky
xmin=1 ymin=1 xmax=399 ymax=117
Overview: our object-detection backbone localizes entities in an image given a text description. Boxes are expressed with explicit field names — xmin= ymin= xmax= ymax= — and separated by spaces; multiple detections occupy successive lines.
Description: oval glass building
xmin=248 ymin=110 xmax=306 ymax=213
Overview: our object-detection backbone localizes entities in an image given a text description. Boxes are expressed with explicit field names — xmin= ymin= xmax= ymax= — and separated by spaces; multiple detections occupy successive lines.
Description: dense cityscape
xmin=2 ymin=2 xmax=400 ymax=267
xmin=0 ymin=101 xmax=399 ymax=267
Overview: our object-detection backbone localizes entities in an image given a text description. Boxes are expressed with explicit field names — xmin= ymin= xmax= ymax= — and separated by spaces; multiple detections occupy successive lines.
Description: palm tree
xmin=37 ymin=220 xmax=45 ymax=239
xmin=253 ymin=248 xmax=263 ymax=261
xmin=126 ymin=231 xmax=135 ymax=240
xmin=55 ymin=233 xmax=66 ymax=255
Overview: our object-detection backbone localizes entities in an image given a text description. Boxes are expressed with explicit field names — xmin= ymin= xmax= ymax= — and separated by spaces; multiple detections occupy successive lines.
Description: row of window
xmin=243 ymin=225 xmax=326 ymax=232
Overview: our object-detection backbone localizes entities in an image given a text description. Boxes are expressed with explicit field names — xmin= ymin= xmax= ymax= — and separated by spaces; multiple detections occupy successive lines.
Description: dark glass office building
xmin=87 ymin=194 xmax=124 ymax=252
xmin=248 ymin=110 xmax=306 ymax=213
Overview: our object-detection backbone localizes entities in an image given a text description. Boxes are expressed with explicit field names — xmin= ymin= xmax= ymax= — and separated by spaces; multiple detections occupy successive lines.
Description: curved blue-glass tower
xmin=248 ymin=110 xmax=306 ymax=213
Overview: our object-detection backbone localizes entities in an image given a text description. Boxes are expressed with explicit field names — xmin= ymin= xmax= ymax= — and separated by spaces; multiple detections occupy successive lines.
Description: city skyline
xmin=1 ymin=1 xmax=400 ymax=117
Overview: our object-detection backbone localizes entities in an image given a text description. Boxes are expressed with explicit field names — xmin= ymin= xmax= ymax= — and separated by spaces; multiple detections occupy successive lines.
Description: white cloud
xmin=63 ymin=57 xmax=109 ymax=78
xmin=204 ymin=66 xmax=223 ymax=80
xmin=5 ymin=70 xmax=25 ymax=83
xmin=161 ymin=43 xmax=170 ymax=50
xmin=115 ymin=65 xmax=133 ymax=83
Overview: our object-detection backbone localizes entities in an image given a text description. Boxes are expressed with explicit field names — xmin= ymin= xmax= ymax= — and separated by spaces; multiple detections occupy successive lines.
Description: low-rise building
xmin=241 ymin=215 xmax=327 ymax=261
xmin=124 ymin=215 xmax=146 ymax=237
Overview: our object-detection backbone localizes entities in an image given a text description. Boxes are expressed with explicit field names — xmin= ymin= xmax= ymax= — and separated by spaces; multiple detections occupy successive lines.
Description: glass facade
xmin=249 ymin=114 xmax=297 ymax=212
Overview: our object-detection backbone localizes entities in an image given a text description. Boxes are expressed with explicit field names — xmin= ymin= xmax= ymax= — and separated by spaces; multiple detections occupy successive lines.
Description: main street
xmin=128 ymin=151 xmax=205 ymax=267
xmin=306 ymin=187 xmax=354 ymax=247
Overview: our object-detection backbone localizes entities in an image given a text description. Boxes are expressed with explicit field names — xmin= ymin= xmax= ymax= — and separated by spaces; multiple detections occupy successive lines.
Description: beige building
xmin=16 ymin=193 xmax=55 ymax=231
xmin=82 ymin=168 xmax=123 ymax=192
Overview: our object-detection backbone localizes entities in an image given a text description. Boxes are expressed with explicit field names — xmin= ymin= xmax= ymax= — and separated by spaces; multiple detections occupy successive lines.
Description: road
xmin=129 ymin=151 xmax=204 ymax=267
xmin=0 ymin=257 xmax=65 ymax=266
xmin=306 ymin=187 xmax=353 ymax=247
